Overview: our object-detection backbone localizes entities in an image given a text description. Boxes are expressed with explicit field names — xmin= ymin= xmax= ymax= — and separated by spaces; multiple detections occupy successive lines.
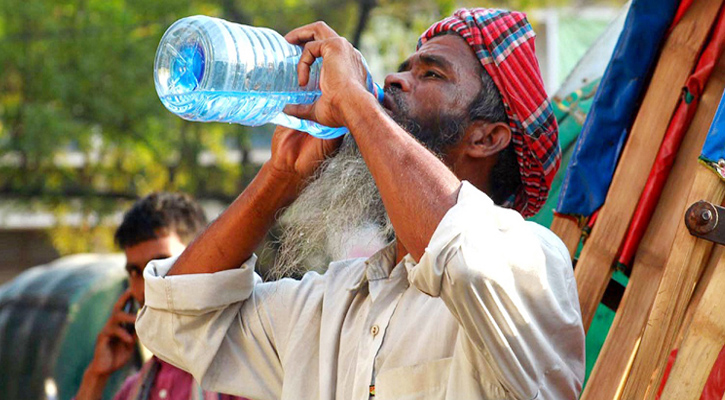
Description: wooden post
xmin=573 ymin=0 xmax=724 ymax=331
xmin=580 ymin=47 xmax=725 ymax=400
xmin=674 ymin=244 xmax=724 ymax=350
xmin=659 ymin=250 xmax=725 ymax=400
xmin=550 ymin=214 xmax=581 ymax=259
xmin=619 ymin=166 xmax=725 ymax=399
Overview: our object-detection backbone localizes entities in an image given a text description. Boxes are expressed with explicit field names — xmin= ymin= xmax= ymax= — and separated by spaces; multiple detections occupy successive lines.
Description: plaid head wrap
xmin=419 ymin=8 xmax=560 ymax=217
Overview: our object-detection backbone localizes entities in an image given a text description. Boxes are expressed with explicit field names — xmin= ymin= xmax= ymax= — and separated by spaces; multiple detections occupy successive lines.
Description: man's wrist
xmin=86 ymin=361 xmax=113 ymax=381
xmin=76 ymin=366 xmax=110 ymax=400
xmin=339 ymin=86 xmax=383 ymax=129
xmin=258 ymin=162 xmax=305 ymax=208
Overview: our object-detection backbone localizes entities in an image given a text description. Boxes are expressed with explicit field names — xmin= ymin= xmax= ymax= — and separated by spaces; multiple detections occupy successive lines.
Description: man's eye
xmin=424 ymin=71 xmax=442 ymax=79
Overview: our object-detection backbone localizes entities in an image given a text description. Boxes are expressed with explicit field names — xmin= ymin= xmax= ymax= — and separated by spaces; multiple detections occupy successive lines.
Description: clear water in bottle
xmin=155 ymin=16 xmax=381 ymax=139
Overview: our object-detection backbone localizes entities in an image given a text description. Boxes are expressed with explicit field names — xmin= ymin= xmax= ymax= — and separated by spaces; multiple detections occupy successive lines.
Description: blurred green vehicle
xmin=0 ymin=254 xmax=141 ymax=400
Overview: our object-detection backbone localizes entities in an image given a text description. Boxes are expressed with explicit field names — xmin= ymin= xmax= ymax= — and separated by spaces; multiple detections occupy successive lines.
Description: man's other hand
xmin=268 ymin=125 xmax=342 ymax=184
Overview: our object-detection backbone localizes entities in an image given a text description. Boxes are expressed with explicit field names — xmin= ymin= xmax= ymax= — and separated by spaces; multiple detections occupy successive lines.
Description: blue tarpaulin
xmin=556 ymin=0 xmax=681 ymax=216
xmin=700 ymin=90 xmax=725 ymax=181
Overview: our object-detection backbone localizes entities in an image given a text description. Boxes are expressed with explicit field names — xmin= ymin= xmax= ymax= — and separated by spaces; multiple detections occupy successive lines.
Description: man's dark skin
xmin=166 ymin=23 xmax=512 ymax=276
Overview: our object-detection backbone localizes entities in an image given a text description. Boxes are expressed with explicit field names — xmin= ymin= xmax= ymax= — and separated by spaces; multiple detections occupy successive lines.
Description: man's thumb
xmin=283 ymin=103 xmax=316 ymax=122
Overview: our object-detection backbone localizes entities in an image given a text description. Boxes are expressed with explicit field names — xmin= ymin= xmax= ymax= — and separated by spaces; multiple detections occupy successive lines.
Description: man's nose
xmin=384 ymin=72 xmax=412 ymax=92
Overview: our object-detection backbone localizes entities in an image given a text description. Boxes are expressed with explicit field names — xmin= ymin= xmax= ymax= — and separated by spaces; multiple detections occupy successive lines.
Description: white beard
xmin=271 ymin=135 xmax=394 ymax=279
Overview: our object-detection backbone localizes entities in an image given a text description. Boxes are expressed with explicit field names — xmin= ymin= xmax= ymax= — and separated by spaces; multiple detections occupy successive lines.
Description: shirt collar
xmin=347 ymin=241 xmax=399 ymax=291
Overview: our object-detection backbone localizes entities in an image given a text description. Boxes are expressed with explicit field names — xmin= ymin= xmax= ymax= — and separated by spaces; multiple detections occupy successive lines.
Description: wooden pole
xmin=674 ymin=244 xmax=723 ymax=350
xmin=619 ymin=166 xmax=725 ymax=399
xmin=580 ymin=48 xmax=725 ymax=400
xmin=550 ymin=214 xmax=581 ymax=259
xmin=659 ymin=249 xmax=725 ymax=400
xmin=573 ymin=0 xmax=724 ymax=331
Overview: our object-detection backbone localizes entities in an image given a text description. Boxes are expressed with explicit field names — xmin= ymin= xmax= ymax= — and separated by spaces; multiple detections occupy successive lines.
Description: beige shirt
xmin=137 ymin=182 xmax=585 ymax=400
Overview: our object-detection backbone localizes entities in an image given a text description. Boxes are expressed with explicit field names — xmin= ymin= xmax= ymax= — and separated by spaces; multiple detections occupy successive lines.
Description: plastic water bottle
xmin=154 ymin=15 xmax=384 ymax=139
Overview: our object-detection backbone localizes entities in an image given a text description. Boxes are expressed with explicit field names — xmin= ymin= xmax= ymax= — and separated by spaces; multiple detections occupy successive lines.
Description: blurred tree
xmin=0 ymin=0 xmax=384 ymax=254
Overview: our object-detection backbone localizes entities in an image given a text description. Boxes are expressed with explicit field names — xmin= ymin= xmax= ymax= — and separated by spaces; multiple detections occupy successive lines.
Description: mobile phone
xmin=121 ymin=297 xmax=138 ymax=335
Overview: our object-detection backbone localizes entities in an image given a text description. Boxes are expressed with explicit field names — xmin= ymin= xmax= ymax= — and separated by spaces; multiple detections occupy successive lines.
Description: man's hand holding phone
xmin=76 ymin=290 xmax=138 ymax=400
xmin=90 ymin=289 xmax=138 ymax=375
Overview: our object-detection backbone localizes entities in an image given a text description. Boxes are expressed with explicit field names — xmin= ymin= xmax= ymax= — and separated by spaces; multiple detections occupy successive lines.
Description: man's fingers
xmin=99 ymin=323 xmax=133 ymax=344
xmin=298 ymin=41 xmax=323 ymax=87
xmin=322 ymin=136 xmax=345 ymax=155
xmin=112 ymin=290 xmax=134 ymax=311
xmin=284 ymin=21 xmax=338 ymax=45
xmin=109 ymin=326 xmax=135 ymax=344
xmin=284 ymin=103 xmax=316 ymax=122
xmin=115 ymin=312 xmax=137 ymax=324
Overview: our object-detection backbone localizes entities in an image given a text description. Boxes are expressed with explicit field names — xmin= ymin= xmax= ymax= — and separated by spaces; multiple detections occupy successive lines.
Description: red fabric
xmin=587 ymin=210 xmax=599 ymax=230
xmin=656 ymin=346 xmax=725 ymax=400
xmin=669 ymin=0 xmax=696 ymax=33
xmin=112 ymin=357 xmax=247 ymax=400
xmin=656 ymin=348 xmax=679 ymax=399
xmin=618 ymin=6 xmax=725 ymax=267
xmin=419 ymin=8 xmax=560 ymax=218
xmin=701 ymin=345 xmax=725 ymax=400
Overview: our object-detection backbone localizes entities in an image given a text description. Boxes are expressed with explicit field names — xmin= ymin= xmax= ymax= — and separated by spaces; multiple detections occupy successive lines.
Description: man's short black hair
xmin=114 ymin=192 xmax=208 ymax=249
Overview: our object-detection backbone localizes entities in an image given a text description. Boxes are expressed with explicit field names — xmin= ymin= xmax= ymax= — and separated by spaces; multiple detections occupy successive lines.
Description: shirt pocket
xmin=375 ymin=357 xmax=453 ymax=400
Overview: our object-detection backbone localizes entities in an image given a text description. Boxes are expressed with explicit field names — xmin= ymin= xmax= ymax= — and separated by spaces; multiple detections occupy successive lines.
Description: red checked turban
xmin=419 ymin=8 xmax=561 ymax=218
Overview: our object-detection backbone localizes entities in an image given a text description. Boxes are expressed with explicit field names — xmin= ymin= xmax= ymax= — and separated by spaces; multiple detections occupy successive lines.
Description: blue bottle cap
xmin=170 ymin=42 xmax=205 ymax=92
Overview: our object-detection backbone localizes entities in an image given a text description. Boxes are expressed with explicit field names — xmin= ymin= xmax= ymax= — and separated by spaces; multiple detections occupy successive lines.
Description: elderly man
xmin=137 ymin=8 xmax=585 ymax=400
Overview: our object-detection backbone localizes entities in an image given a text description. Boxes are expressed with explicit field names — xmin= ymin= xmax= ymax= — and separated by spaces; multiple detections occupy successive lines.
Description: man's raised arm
xmin=283 ymin=23 xmax=462 ymax=262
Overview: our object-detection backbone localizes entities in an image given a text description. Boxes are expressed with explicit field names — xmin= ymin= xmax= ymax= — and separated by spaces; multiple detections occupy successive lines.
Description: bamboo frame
xmin=580 ymin=48 xmax=725 ymax=400
xmin=550 ymin=214 xmax=581 ymax=259
xmin=658 ymin=248 xmax=725 ymax=399
xmin=619 ymin=166 xmax=725 ymax=399
xmin=573 ymin=0 xmax=724 ymax=331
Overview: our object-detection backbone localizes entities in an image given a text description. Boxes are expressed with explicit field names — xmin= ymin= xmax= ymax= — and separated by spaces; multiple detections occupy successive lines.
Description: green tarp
xmin=0 ymin=254 xmax=139 ymax=400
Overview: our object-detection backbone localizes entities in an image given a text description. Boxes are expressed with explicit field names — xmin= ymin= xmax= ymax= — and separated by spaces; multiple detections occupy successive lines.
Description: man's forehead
xmin=408 ymin=34 xmax=481 ymax=72
xmin=123 ymin=233 xmax=186 ymax=267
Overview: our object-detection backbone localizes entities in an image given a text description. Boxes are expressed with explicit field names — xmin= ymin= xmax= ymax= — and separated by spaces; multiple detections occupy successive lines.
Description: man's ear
xmin=464 ymin=120 xmax=512 ymax=159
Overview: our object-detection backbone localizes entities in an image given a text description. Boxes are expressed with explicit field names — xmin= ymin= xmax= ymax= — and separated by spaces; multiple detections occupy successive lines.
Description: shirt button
xmin=159 ymin=389 xmax=168 ymax=399
xmin=371 ymin=325 xmax=379 ymax=336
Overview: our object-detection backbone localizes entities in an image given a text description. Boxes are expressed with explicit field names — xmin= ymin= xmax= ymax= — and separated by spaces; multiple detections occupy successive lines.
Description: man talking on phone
xmin=74 ymin=192 xmax=246 ymax=400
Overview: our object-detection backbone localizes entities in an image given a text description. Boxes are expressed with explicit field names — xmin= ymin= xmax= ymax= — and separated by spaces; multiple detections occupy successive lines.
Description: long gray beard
xmin=271 ymin=135 xmax=394 ymax=279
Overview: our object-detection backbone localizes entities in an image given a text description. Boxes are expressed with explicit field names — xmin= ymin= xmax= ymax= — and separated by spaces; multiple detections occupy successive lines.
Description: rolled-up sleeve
xmin=406 ymin=181 xmax=585 ymax=399
xmin=136 ymin=255 xmax=285 ymax=400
